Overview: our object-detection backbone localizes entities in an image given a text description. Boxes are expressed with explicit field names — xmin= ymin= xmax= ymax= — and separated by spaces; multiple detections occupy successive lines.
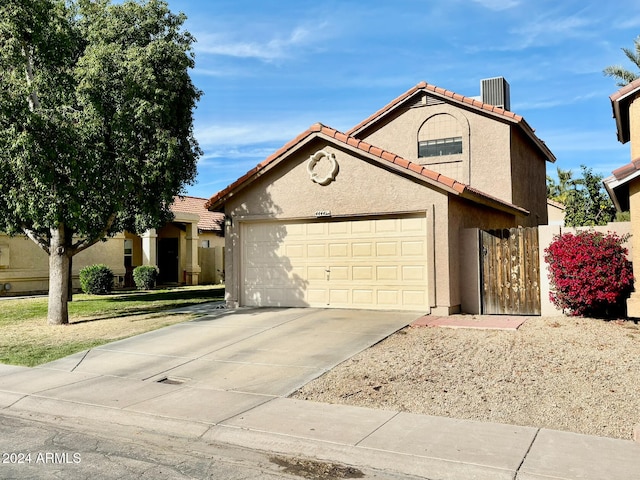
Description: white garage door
xmin=242 ymin=215 xmax=428 ymax=311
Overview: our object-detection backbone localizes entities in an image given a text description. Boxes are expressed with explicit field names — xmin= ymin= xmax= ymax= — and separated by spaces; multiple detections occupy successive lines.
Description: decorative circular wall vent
xmin=307 ymin=150 xmax=339 ymax=186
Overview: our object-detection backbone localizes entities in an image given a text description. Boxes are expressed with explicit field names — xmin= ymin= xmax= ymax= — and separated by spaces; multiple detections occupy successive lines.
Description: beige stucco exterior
xmin=606 ymin=80 xmax=640 ymax=318
xmin=355 ymin=94 xmax=548 ymax=226
xmin=630 ymin=98 xmax=640 ymax=161
xmin=0 ymin=199 xmax=224 ymax=295
xmin=221 ymin=137 xmax=521 ymax=314
xmin=0 ymin=232 xmax=125 ymax=294
xmin=210 ymin=81 xmax=553 ymax=315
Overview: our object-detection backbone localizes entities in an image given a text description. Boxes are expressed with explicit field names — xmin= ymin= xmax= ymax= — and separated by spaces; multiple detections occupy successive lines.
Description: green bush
xmin=79 ymin=264 xmax=114 ymax=295
xmin=133 ymin=265 xmax=159 ymax=290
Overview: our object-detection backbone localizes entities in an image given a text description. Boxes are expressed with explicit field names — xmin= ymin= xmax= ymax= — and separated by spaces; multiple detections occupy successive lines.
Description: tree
xmin=0 ymin=0 xmax=201 ymax=325
xmin=603 ymin=35 xmax=640 ymax=86
xmin=546 ymin=167 xmax=580 ymax=205
xmin=563 ymin=166 xmax=616 ymax=227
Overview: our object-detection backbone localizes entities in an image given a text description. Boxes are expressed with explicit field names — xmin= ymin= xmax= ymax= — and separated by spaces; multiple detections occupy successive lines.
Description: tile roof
xmin=205 ymin=123 xmax=528 ymax=216
xmin=611 ymin=157 xmax=640 ymax=181
xmin=610 ymin=78 xmax=640 ymax=144
xmin=347 ymin=81 xmax=555 ymax=162
xmin=171 ymin=196 xmax=224 ymax=232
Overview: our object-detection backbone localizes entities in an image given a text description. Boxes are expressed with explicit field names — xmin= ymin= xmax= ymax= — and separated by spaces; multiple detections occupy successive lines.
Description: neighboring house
xmin=603 ymin=78 xmax=640 ymax=317
xmin=206 ymin=78 xmax=556 ymax=315
xmin=0 ymin=196 xmax=224 ymax=295
xmin=547 ymin=199 xmax=566 ymax=226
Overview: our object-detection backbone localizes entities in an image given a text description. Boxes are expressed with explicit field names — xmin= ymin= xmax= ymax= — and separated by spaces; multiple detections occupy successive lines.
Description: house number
xmin=315 ymin=210 xmax=331 ymax=217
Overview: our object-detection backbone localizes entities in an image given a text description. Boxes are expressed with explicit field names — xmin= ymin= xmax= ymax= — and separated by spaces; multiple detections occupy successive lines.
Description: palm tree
xmin=547 ymin=167 xmax=581 ymax=205
xmin=604 ymin=36 xmax=640 ymax=86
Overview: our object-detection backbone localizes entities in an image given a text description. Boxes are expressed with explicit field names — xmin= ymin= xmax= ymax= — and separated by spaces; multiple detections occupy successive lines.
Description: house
xmin=603 ymin=78 xmax=640 ymax=317
xmin=547 ymin=199 xmax=566 ymax=226
xmin=0 ymin=196 xmax=224 ymax=295
xmin=206 ymin=78 xmax=556 ymax=315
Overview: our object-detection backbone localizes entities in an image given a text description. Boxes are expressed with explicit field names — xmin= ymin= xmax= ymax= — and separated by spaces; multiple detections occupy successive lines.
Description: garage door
xmin=242 ymin=215 xmax=428 ymax=310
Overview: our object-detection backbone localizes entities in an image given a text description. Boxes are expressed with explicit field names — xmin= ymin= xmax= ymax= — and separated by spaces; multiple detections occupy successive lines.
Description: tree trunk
xmin=68 ymin=256 xmax=73 ymax=302
xmin=48 ymin=225 xmax=71 ymax=325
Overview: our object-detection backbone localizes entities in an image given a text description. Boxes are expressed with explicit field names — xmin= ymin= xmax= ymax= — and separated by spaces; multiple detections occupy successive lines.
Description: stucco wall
xmin=510 ymin=127 xmax=549 ymax=226
xmin=0 ymin=233 xmax=126 ymax=295
xmin=630 ymin=98 xmax=640 ymax=161
xmin=355 ymin=101 xmax=514 ymax=204
xmin=223 ymin=136 xmax=521 ymax=314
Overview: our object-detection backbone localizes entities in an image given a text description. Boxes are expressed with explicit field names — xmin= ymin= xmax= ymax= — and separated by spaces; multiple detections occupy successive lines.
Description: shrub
xmin=79 ymin=264 xmax=114 ymax=295
xmin=544 ymin=231 xmax=634 ymax=317
xmin=133 ymin=265 xmax=159 ymax=290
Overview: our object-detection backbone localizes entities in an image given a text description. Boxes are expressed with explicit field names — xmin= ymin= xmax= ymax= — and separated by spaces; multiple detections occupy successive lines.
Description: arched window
xmin=418 ymin=114 xmax=463 ymax=159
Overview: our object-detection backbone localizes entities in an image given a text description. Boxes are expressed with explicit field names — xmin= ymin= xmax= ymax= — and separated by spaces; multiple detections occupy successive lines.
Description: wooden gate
xmin=480 ymin=227 xmax=540 ymax=315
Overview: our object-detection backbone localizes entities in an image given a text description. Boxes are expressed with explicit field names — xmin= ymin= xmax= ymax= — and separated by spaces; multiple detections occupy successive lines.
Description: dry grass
xmin=0 ymin=286 xmax=223 ymax=366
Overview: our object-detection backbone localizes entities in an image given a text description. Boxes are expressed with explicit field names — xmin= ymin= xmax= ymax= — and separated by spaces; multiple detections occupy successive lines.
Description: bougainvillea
xmin=544 ymin=231 xmax=634 ymax=317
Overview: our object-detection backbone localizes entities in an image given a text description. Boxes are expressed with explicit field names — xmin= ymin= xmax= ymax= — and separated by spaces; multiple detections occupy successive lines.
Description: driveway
xmin=0 ymin=307 xmax=419 ymax=425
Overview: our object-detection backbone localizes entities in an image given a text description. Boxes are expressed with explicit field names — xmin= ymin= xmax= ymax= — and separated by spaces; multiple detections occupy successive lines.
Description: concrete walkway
xmin=0 ymin=306 xmax=639 ymax=479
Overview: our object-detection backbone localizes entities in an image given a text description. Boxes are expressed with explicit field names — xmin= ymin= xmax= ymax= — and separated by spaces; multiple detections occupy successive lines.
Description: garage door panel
xmin=307 ymin=244 xmax=326 ymax=257
xmin=376 ymin=242 xmax=397 ymax=256
xmin=329 ymin=244 xmax=349 ymax=257
xmin=402 ymin=265 xmax=425 ymax=281
xmin=352 ymin=242 xmax=373 ymax=256
xmin=401 ymin=217 xmax=424 ymax=232
xmin=377 ymin=290 xmax=399 ymax=304
xmin=329 ymin=289 xmax=349 ymax=304
xmin=376 ymin=266 xmax=398 ymax=280
xmin=403 ymin=290 xmax=426 ymax=305
xmin=242 ymin=215 xmax=428 ymax=311
xmin=353 ymin=266 xmax=373 ymax=280
xmin=401 ymin=241 xmax=425 ymax=256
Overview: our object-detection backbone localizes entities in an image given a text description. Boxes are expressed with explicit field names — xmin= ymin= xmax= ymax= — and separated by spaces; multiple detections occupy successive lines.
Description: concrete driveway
xmin=0 ymin=307 xmax=418 ymax=425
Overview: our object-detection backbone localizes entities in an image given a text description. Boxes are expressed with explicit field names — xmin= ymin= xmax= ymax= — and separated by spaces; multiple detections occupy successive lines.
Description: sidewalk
xmin=0 ymin=306 xmax=639 ymax=479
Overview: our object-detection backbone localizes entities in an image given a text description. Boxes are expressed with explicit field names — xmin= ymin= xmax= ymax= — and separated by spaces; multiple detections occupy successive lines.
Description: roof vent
xmin=481 ymin=77 xmax=510 ymax=111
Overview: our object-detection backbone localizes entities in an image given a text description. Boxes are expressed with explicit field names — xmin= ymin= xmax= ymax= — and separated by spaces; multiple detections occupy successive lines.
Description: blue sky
xmin=167 ymin=0 xmax=640 ymax=199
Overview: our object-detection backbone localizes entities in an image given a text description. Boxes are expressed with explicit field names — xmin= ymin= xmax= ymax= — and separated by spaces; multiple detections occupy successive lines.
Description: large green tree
xmin=603 ymin=35 xmax=640 ymax=86
xmin=563 ymin=166 xmax=616 ymax=227
xmin=0 ymin=0 xmax=201 ymax=325
xmin=546 ymin=167 xmax=581 ymax=205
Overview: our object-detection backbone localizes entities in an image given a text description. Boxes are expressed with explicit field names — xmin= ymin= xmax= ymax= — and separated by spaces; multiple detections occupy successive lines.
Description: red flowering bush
xmin=544 ymin=231 xmax=633 ymax=317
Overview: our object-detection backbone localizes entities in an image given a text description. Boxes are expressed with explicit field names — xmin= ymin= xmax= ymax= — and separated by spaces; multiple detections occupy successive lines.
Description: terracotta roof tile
xmin=170 ymin=196 xmax=224 ymax=232
xmin=206 ymin=123 xmax=528 ymax=216
xmin=610 ymin=78 xmax=640 ymax=102
xmin=612 ymin=157 xmax=640 ymax=180
xmin=346 ymin=136 xmax=360 ymax=148
xmin=369 ymin=146 xmax=384 ymax=157
xmin=393 ymin=156 xmax=411 ymax=169
xmin=408 ymin=162 xmax=424 ymax=175
xmin=347 ymin=81 xmax=540 ymax=156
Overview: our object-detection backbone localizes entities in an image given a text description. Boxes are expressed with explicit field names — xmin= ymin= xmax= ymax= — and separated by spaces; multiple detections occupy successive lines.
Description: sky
xmin=166 ymin=0 xmax=640 ymax=200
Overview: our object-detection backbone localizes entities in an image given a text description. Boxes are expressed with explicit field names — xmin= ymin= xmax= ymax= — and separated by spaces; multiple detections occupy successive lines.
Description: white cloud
xmin=471 ymin=0 xmax=520 ymax=11
xmin=195 ymin=120 xmax=310 ymax=149
xmin=194 ymin=25 xmax=318 ymax=62
xmin=514 ymin=91 xmax=601 ymax=111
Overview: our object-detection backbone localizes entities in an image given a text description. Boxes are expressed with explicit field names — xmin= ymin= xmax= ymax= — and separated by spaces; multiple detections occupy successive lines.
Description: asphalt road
xmin=0 ymin=412 xmax=420 ymax=480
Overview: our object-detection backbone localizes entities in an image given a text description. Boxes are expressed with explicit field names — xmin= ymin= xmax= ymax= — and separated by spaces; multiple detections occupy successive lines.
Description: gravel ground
xmin=292 ymin=316 xmax=640 ymax=440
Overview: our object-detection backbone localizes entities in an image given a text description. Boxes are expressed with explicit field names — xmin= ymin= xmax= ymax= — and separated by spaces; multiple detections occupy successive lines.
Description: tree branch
xmin=22 ymin=226 xmax=50 ymax=255
xmin=22 ymin=44 xmax=41 ymax=112
xmin=70 ymin=213 xmax=118 ymax=255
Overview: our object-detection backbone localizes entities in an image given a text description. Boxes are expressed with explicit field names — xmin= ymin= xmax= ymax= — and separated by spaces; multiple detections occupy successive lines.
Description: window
xmin=419 ymin=137 xmax=463 ymax=158
xmin=201 ymin=240 xmax=210 ymax=248
xmin=124 ymin=239 xmax=133 ymax=257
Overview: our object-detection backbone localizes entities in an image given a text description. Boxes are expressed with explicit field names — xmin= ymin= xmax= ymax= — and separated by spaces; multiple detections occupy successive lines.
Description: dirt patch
xmin=270 ymin=456 xmax=364 ymax=479
xmin=292 ymin=316 xmax=640 ymax=440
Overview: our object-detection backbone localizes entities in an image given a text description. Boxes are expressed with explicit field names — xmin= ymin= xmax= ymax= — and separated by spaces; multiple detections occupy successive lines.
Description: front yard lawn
xmin=0 ymin=285 xmax=224 ymax=366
